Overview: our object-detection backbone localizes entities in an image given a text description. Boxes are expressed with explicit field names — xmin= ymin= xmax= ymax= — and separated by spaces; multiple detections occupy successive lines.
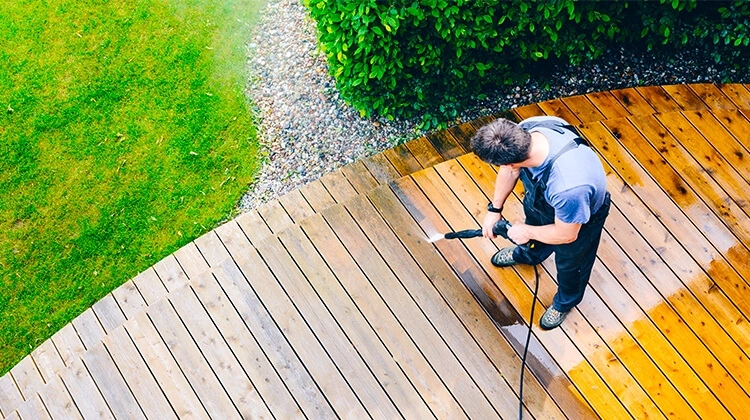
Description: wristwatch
xmin=487 ymin=202 xmax=503 ymax=214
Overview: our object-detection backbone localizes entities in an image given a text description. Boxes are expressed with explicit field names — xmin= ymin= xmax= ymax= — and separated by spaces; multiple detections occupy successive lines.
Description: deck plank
xmin=15 ymin=393 xmax=51 ymax=420
xmin=71 ymin=308 xmax=105 ymax=351
xmin=224 ymin=237 xmax=370 ymax=418
xmin=662 ymin=85 xmax=709 ymax=110
xmin=688 ymin=84 xmax=737 ymax=109
xmin=193 ymin=230 xmax=231 ymax=268
xmin=132 ymin=267 xmax=169 ymax=306
xmin=446 ymin=121 xmax=478 ymax=151
xmin=341 ymin=160 xmax=380 ymax=194
xmin=373 ymin=182 xmax=598 ymax=419
xmin=59 ymin=357 xmax=114 ymax=419
xmin=405 ymin=136 xmax=445 ymax=169
xmin=111 ymin=280 xmax=147 ymax=320
xmin=172 ymin=242 xmax=209 ymax=280
xmin=384 ymin=143 xmax=424 ymax=176
xmin=256 ymin=200 xmax=294 ymax=235
xmin=362 ymin=152 xmax=401 ymax=185
xmin=31 ymin=340 xmax=65 ymax=384
xmin=151 ymin=255 xmax=188 ymax=293
xmin=538 ymin=99 xmax=583 ymax=124
xmin=426 ymin=129 xmax=466 ymax=160
xmin=585 ymin=91 xmax=631 ymax=119
xmin=125 ymin=311 xmax=210 ymax=419
xmin=277 ymin=189 xmax=316 ymax=223
xmin=37 ymin=376 xmax=82 ymax=420
xmin=234 ymin=209 xmax=273 ymax=246
xmin=167 ymin=284 xmax=272 ymax=419
xmin=0 ymin=373 xmax=23 ymax=417
xmin=10 ymin=355 xmax=44 ymax=401
xmin=682 ymin=110 xmax=750 ymax=185
xmin=81 ymin=341 xmax=144 ymax=419
xmin=298 ymin=179 xmax=337 ymax=213
xmin=635 ymin=86 xmax=683 ymax=113
xmin=718 ymin=83 xmax=750 ymax=108
xmin=320 ymin=169 xmax=358 ymax=203
xmin=50 ymin=324 xmax=86 ymax=368
xmin=610 ymin=88 xmax=657 ymax=115
xmin=279 ymin=219 xmax=440 ymax=419
xmin=92 ymin=293 xmax=126 ymax=334
xmin=712 ymin=108 xmax=750 ymax=153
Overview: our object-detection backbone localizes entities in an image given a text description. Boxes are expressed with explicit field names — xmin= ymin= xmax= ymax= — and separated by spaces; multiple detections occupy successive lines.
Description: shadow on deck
xmin=2 ymin=83 xmax=750 ymax=419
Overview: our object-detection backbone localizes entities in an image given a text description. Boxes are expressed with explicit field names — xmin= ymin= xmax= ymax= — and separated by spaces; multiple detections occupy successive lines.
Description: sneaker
xmin=539 ymin=306 xmax=568 ymax=330
xmin=491 ymin=246 xmax=517 ymax=267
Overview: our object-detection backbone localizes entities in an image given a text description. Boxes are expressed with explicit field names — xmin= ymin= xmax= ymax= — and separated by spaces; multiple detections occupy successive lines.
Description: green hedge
xmin=308 ymin=0 xmax=749 ymax=127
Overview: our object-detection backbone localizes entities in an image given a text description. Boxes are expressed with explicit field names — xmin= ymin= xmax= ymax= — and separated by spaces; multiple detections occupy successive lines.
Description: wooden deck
xmin=2 ymin=83 xmax=750 ymax=419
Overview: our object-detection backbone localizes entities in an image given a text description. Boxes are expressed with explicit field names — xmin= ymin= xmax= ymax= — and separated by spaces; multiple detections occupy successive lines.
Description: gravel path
xmin=240 ymin=0 xmax=740 ymax=211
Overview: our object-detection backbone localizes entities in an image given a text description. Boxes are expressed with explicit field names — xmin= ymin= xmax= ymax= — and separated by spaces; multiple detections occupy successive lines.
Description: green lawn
xmin=0 ymin=0 xmax=267 ymax=374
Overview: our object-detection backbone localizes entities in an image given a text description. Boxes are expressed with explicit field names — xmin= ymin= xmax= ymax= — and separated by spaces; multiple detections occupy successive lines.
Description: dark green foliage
xmin=308 ymin=0 xmax=749 ymax=125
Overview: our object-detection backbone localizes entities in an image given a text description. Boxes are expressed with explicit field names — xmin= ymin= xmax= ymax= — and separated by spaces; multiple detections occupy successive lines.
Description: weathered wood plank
xmin=682 ymin=110 xmax=750 ymax=186
xmin=426 ymin=129 xmax=465 ymax=160
xmin=222 ymin=237 xmax=369 ymax=418
xmin=234 ymin=209 xmax=272 ymax=246
xmin=384 ymin=143 xmax=424 ymax=176
xmin=688 ymin=83 xmax=737 ymax=110
xmin=92 ymin=293 xmax=126 ymax=334
xmin=168 ymin=284 xmax=272 ymax=419
xmin=210 ymin=257 xmax=335 ymax=419
xmin=152 ymin=255 xmax=188 ymax=293
xmin=538 ymin=99 xmax=585 ymax=124
xmin=371 ymin=183 xmax=598 ymax=419
xmin=446 ymin=121 xmax=477 ymax=151
xmin=320 ymin=169 xmax=358 ymax=203
xmin=257 ymin=233 xmax=401 ymax=419
xmin=37 ymin=376 xmax=82 ymax=420
xmin=189 ymin=268 xmax=306 ymax=420
xmin=562 ymin=95 xmax=606 ymax=123
xmin=586 ymin=91 xmax=631 ymax=119
xmin=0 ymin=373 xmax=24 ymax=417
xmin=71 ymin=308 xmax=105 ymax=351
xmin=59 ymin=357 xmax=114 ymax=419
xmin=513 ymin=103 xmax=546 ymax=120
xmin=405 ymin=136 xmax=445 ymax=169
xmin=257 ymin=199 xmax=294 ymax=235
xmin=31 ymin=340 xmax=65 ymax=384
xmin=277 ymin=189 xmax=315 ymax=223
xmin=362 ymin=152 xmax=401 ymax=185
xmin=50 ymin=324 xmax=86 ymax=368
xmin=10 ymin=355 xmax=44 ymax=401
xmin=14 ymin=393 xmax=50 ymax=420
xmin=147 ymin=299 xmax=241 ymax=419
xmin=111 ymin=280 xmax=147 ymax=320
xmin=82 ymin=341 xmax=144 ymax=419
xmin=712 ymin=108 xmax=750 ymax=153
xmin=103 ymin=326 xmax=176 ymax=419
xmin=298 ymin=179 xmax=337 ymax=213
xmin=340 ymin=160 xmax=379 ymax=194
xmin=132 ymin=267 xmax=169 ymax=306
xmin=172 ymin=242 xmax=209 ymax=280
xmin=718 ymin=83 xmax=750 ymax=108
xmin=125 ymin=311 xmax=209 ymax=419
xmin=194 ymin=230 xmax=231 ymax=268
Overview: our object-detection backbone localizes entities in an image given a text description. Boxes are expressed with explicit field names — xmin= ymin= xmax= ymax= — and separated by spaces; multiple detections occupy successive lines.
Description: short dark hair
xmin=470 ymin=118 xmax=531 ymax=166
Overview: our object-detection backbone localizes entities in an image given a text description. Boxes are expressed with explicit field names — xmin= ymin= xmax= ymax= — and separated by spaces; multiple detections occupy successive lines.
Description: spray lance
xmin=433 ymin=218 xmax=538 ymax=420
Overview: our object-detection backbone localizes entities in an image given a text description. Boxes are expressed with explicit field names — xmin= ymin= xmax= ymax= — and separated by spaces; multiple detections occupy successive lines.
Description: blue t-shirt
xmin=520 ymin=116 xmax=607 ymax=224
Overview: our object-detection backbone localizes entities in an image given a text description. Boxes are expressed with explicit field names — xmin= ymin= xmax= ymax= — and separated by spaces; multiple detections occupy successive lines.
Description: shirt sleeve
xmin=549 ymin=185 xmax=593 ymax=224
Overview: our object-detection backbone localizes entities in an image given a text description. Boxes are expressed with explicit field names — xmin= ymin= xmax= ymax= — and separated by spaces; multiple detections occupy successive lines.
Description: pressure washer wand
xmin=441 ymin=220 xmax=524 ymax=245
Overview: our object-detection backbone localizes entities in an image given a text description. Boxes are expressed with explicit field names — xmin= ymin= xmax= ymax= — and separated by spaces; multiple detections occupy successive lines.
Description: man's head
xmin=471 ymin=118 xmax=531 ymax=166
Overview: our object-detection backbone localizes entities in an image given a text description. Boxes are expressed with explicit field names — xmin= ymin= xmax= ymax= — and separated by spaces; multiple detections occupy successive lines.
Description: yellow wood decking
xmin=1 ymin=83 xmax=749 ymax=419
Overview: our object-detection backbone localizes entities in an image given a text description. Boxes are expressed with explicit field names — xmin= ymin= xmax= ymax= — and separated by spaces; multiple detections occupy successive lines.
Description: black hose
xmin=519 ymin=264 xmax=539 ymax=420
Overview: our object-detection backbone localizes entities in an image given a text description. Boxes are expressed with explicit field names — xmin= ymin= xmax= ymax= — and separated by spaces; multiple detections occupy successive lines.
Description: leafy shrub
xmin=308 ymin=0 xmax=749 ymax=126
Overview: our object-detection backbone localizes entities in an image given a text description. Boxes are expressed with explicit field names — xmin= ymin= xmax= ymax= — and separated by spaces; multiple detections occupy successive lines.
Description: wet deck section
xmin=1 ymin=83 xmax=749 ymax=419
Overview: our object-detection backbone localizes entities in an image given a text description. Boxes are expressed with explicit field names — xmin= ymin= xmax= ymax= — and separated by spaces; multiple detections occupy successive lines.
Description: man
xmin=470 ymin=116 xmax=610 ymax=330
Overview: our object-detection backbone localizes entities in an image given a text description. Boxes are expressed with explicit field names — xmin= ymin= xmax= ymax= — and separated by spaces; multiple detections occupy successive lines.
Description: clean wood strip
xmin=111 ymin=280 xmax=147 ymax=319
xmin=711 ymin=108 xmax=750 ymax=154
xmin=125 ymin=311 xmax=209 ymax=419
xmin=256 ymin=200 xmax=294 ymax=235
xmin=151 ymin=255 xmax=187 ymax=294
xmin=362 ymin=152 xmax=401 ymax=185
xmin=375 ymin=181 xmax=598 ymax=419
xmin=59 ymin=357 xmax=114 ymax=419
xmin=320 ymin=169 xmax=358 ymax=203
xmin=0 ymin=373 xmax=24 ymax=417
xmin=277 ymin=189 xmax=315 ymax=223
xmin=132 ymin=267 xmax=168 ymax=305
xmin=610 ymin=87 xmax=657 ymax=116
xmin=426 ymin=129 xmax=465 ymax=160
xmin=682 ymin=110 xmax=750 ymax=185
xmin=430 ymin=160 xmax=663 ymax=419
xmin=193 ymin=230 xmax=231 ymax=268
xmin=405 ymin=136 xmax=445 ymax=169
xmin=172 ymin=242 xmax=209 ymax=280
xmin=188 ymin=269 xmax=307 ymax=419
xmin=652 ymin=112 xmax=750 ymax=209
xmin=661 ymin=85 xmax=709 ymax=110
xmin=323 ymin=201 xmax=552 ymax=418
xmin=341 ymin=160 xmax=379 ymax=194
xmin=346 ymin=192 xmax=569 ymax=419
xmin=3 ymin=410 xmax=19 ymax=420
xmin=220 ymin=238 xmax=369 ymax=419
xmin=37 ymin=376 xmax=82 ymax=420
xmin=71 ymin=308 xmax=105 ymax=350
xmin=50 ymin=324 xmax=85 ymax=368
xmin=298 ymin=179 xmax=337 ymax=213
xmin=688 ymin=84 xmax=737 ymax=110
xmin=209 ymin=257 xmax=336 ymax=420
xmin=619 ymin=116 xmax=750 ymax=240
xmin=10 ymin=355 xmax=44 ymax=401
xmin=457 ymin=154 xmax=698 ymax=419
xmin=31 ymin=340 xmax=65 ymax=384
xmin=82 ymin=341 xmax=144 ymax=419
xmin=256 ymin=233 xmax=400 ymax=419
xmin=147 ymin=299 xmax=241 ymax=419
xmin=538 ymin=99 xmax=585 ymax=124
xmin=92 ymin=293 xmax=126 ymax=333
xmin=718 ymin=83 xmax=750 ymax=108
xmin=384 ymin=143 xmax=423 ymax=176
xmin=635 ymin=86 xmax=683 ymax=113
xmin=167 ymin=284 xmax=271 ymax=419
xmin=513 ymin=103 xmax=546 ymax=120
xmin=278 ymin=220 xmax=439 ymax=419
xmin=14 ymin=394 xmax=50 ymax=420
xmin=585 ymin=91 xmax=631 ymax=119
xmin=233 ymin=209 xmax=272 ymax=247
xmin=561 ymin=95 xmax=606 ymax=122
xmin=103 ymin=326 xmax=176 ymax=419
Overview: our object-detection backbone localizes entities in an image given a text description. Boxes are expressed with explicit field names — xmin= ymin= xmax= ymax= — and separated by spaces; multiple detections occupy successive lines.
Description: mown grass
xmin=0 ymin=0 xmax=267 ymax=374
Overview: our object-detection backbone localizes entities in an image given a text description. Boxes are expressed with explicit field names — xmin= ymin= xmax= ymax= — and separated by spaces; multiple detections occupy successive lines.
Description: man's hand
xmin=507 ymin=222 xmax=533 ymax=245
xmin=482 ymin=211 xmax=503 ymax=238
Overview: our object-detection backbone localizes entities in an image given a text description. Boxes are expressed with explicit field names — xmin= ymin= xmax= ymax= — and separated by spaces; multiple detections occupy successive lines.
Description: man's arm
xmin=483 ymin=165 xmax=520 ymax=238
xmin=508 ymin=217 xmax=581 ymax=245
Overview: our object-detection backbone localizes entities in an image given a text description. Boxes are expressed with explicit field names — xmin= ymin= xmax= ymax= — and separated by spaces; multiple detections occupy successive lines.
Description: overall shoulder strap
xmin=522 ymin=118 xmax=589 ymax=146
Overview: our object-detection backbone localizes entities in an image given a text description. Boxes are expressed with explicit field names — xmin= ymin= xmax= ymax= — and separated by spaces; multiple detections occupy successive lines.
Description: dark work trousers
xmin=513 ymin=160 xmax=611 ymax=312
